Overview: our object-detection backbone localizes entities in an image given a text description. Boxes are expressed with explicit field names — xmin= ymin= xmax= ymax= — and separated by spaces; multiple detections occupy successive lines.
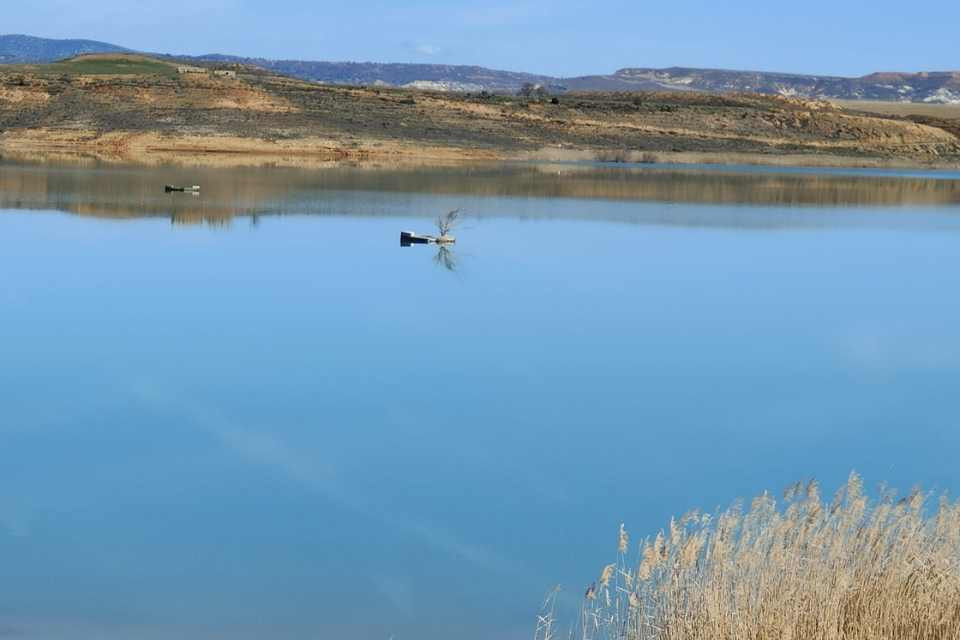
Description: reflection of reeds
xmin=556 ymin=472 xmax=960 ymax=640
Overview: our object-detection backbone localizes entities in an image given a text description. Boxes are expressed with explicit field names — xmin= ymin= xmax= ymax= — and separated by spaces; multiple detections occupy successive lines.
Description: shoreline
xmin=3 ymin=131 xmax=960 ymax=172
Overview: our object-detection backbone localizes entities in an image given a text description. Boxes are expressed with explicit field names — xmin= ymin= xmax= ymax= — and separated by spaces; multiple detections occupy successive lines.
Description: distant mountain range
xmin=2 ymin=34 xmax=959 ymax=103
xmin=583 ymin=68 xmax=960 ymax=104
xmin=179 ymin=54 xmax=561 ymax=93
xmin=0 ymin=34 xmax=128 ymax=63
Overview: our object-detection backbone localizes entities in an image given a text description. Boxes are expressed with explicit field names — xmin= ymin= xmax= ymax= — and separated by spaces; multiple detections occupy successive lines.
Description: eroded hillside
xmin=1 ymin=55 xmax=959 ymax=167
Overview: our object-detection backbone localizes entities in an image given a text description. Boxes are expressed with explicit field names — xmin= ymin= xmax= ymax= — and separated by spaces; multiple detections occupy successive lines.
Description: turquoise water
xmin=1 ymin=161 xmax=959 ymax=639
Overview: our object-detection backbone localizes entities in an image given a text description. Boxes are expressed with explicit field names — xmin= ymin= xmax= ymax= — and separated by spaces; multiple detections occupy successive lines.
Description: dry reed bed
xmin=539 ymin=473 xmax=960 ymax=640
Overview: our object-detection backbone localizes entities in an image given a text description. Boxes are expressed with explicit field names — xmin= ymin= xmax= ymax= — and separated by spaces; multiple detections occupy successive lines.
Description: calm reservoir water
xmin=1 ymin=160 xmax=959 ymax=639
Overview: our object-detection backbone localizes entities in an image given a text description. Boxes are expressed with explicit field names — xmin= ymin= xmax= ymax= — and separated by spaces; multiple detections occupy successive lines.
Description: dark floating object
xmin=400 ymin=231 xmax=456 ymax=247
xmin=164 ymin=184 xmax=200 ymax=193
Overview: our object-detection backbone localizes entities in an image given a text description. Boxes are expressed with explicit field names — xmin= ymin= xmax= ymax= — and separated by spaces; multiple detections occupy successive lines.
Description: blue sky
xmin=6 ymin=0 xmax=959 ymax=77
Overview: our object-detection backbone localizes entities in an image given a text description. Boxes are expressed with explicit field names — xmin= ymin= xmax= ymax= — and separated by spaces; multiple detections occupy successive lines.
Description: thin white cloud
xmin=372 ymin=575 xmax=415 ymax=618
xmin=838 ymin=330 xmax=960 ymax=372
xmin=414 ymin=44 xmax=441 ymax=56
xmin=129 ymin=382 xmax=519 ymax=577
xmin=0 ymin=503 xmax=31 ymax=538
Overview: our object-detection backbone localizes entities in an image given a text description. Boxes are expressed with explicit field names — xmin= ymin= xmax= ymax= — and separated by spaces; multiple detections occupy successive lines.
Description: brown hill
xmin=1 ymin=55 xmax=959 ymax=168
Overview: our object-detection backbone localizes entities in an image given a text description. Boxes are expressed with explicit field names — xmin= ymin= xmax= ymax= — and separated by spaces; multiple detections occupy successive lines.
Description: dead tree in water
xmin=436 ymin=208 xmax=461 ymax=238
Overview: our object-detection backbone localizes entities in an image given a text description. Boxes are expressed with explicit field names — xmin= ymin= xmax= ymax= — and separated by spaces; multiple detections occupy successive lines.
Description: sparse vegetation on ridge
xmin=17 ymin=54 xmax=179 ymax=77
xmin=539 ymin=473 xmax=960 ymax=640
xmin=1 ymin=55 xmax=960 ymax=167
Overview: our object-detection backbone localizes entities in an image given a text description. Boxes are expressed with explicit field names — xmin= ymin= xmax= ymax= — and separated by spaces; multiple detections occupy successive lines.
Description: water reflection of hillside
xmin=1 ymin=161 xmax=959 ymax=228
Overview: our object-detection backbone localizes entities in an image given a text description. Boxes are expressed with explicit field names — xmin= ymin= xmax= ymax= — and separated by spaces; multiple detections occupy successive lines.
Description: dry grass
xmin=541 ymin=473 xmax=960 ymax=640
